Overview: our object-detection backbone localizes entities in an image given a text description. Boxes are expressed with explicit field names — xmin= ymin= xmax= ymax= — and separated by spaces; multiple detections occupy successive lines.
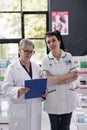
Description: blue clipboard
xmin=25 ymin=78 xmax=47 ymax=99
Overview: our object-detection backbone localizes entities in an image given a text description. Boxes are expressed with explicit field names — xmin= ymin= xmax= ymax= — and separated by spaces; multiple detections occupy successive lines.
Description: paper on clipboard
xmin=24 ymin=78 xmax=47 ymax=99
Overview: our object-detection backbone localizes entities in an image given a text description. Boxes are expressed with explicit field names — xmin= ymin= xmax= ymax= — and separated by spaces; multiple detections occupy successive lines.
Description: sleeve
xmin=67 ymin=53 xmax=78 ymax=72
xmin=41 ymin=56 xmax=49 ymax=77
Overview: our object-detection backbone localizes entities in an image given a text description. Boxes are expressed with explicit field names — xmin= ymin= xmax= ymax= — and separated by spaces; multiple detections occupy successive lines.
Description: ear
xmin=18 ymin=48 xmax=21 ymax=54
xmin=59 ymin=40 xmax=61 ymax=45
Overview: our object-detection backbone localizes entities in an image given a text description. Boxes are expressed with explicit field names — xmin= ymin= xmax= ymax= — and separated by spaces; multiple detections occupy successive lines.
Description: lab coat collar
xmin=16 ymin=59 xmax=32 ymax=69
xmin=15 ymin=59 xmax=32 ymax=79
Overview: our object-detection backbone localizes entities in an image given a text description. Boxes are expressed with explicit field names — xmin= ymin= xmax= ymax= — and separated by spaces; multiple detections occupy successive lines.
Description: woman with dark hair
xmin=42 ymin=31 xmax=78 ymax=130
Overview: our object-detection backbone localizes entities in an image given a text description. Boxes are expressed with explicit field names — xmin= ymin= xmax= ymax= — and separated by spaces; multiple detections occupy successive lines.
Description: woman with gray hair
xmin=2 ymin=39 xmax=43 ymax=130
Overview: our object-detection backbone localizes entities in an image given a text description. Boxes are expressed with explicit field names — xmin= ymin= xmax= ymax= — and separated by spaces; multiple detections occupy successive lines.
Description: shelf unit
xmin=0 ymin=59 xmax=10 ymax=124
xmin=72 ymin=56 xmax=87 ymax=130
xmin=0 ymin=82 xmax=10 ymax=124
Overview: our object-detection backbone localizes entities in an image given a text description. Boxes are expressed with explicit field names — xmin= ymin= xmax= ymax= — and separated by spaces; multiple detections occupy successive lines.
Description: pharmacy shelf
xmin=80 ymin=85 xmax=87 ymax=89
xmin=78 ymin=71 xmax=87 ymax=74
xmin=0 ymin=81 xmax=9 ymax=124
xmin=0 ymin=98 xmax=10 ymax=124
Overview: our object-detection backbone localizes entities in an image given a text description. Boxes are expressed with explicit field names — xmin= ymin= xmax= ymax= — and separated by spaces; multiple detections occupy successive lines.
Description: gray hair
xmin=19 ymin=39 xmax=34 ymax=50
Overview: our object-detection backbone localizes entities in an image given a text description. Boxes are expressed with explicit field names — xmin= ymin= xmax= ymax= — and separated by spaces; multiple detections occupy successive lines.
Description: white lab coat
xmin=2 ymin=59 xmax=42 ymax=130
xmin=42 ymin=50 xmax=77 ymax=114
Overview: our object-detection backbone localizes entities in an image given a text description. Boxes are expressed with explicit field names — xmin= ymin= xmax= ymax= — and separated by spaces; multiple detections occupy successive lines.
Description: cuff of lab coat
xmin=12 ymin=87 xmax=19 ymax=100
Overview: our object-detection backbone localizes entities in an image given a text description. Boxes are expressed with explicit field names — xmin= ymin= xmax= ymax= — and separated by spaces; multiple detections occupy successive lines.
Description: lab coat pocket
xmin=11 ymin=103 xmax=26 ymax=119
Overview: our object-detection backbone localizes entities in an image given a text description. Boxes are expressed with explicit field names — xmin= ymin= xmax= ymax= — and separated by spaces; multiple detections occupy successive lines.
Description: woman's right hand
xmin=65 ymin=71 xmax=78 ymax=83
xmin=69 ymin=70 xmax=78 ymax=79
xmin=17 ymin=87 xmax=30 ymax=98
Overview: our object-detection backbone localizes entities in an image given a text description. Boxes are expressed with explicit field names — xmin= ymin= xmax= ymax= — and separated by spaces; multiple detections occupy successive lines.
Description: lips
xmin=50 ymin=45 xmax=56 ymax=50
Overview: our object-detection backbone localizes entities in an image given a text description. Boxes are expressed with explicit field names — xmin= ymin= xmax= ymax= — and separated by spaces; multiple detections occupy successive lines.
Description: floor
xmin=0 ymin=111 xmax=77 ymax=130
xmin=42 ymin=111 xmax=50 ymax=130
xmin=0 ymin=100 xmax=78 ymax=130
xmin=42 ymin=111 xmax=77 ymax=130
xmin=0 ymin=124 xmax=8 ymax=130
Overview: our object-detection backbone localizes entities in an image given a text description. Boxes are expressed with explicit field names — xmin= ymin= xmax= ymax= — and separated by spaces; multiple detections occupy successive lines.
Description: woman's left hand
xmin=42 ymin=92 xmax=48 ymax=100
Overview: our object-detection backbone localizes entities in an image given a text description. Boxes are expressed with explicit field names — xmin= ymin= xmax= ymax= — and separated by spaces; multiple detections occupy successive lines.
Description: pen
xmin=48 ymin=89 xmax=56 ymax=93
xmin=69 ymin=88 xmax=75 ymax=91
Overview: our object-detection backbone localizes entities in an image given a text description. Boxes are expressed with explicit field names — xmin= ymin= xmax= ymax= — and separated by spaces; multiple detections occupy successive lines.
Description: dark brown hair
xmin=45 ymin=31 xmax=61 ymax=43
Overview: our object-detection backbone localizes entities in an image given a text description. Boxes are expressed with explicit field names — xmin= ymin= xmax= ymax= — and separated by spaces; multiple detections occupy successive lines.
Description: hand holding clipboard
xmin=24 ymin=78 xmax=47 ymax=99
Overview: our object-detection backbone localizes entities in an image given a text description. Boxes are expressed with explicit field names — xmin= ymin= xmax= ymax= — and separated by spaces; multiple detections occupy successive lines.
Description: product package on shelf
xmin=0 ymin=59 xmax=10 ymax=68
xmin=0 ymin=59 xmax=10 ymax=81
xmin=77 ymin=123 xmax=87 ymax=130
xmin=78 ymin=56 xmax=87 ymax=81
xmin=77 ymin=93 xmax=87 ymax=108
xmin=75 ymin=107 xmax=85 ymax=123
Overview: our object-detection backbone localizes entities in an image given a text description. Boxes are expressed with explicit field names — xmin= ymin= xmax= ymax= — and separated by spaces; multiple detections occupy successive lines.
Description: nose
xmin=49 ymin=41 xmax=53 ymax=45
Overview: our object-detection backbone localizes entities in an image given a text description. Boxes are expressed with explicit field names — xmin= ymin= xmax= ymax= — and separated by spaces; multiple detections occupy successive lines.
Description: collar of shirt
xmin=19 ymin=60 xmax=32 ymax=79
xmin=48 ymin=50 xmax=66 ymax=63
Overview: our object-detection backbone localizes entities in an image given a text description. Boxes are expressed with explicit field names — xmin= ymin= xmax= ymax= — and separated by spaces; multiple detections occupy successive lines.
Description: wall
xmin=48 ymin=0 xmax=87 ymax=56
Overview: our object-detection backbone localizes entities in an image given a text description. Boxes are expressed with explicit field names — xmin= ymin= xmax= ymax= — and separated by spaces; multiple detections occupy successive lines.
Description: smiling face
xmin=46 ymin=35 xmax=61 ymax=53
xmin=19 ymin=45 xmax=34 ymax=63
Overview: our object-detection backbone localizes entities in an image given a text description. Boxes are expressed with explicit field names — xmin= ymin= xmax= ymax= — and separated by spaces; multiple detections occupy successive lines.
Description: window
xmin=0 ymin=0 xmax=48 ymax=63
xmin=22 ymin=0 xmax=48 ymax=11
xmin=0 ymin=13 xmax=21 ymax=39
xmin=24 ymin=14 xmax=46 ymax=38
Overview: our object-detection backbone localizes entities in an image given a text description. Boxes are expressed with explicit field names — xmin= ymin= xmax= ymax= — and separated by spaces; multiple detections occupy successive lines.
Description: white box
xmin=77 ymin=123 xmax=87 ymax=130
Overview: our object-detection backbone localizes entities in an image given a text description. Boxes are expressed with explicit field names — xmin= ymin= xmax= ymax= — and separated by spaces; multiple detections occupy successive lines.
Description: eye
xmin=47 ymin=40 xmax=51 ymax=44
xmin=23 ymin=50 xmax=35 ymax=55
xmin=52 ymin=39 xmax=56 ymax=42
